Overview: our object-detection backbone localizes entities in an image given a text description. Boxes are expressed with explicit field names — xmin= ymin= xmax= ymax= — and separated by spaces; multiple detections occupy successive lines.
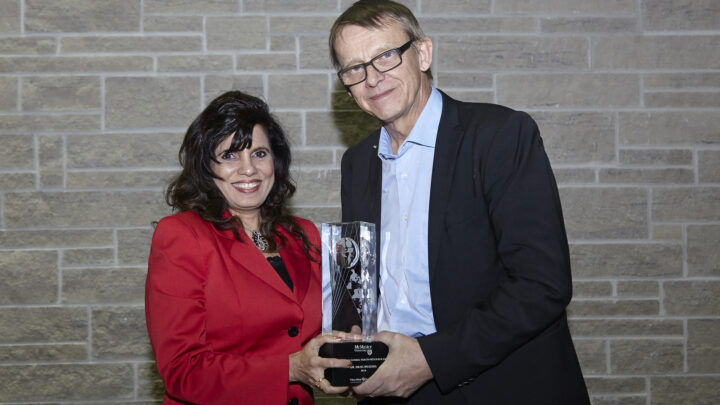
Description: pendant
xmin=251 ymin=230 xmax=268 ymax=252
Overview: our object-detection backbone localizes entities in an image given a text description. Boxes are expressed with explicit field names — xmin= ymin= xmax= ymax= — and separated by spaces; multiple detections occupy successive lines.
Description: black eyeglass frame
xmin=337 ymin=40 xmax=415 ymax=87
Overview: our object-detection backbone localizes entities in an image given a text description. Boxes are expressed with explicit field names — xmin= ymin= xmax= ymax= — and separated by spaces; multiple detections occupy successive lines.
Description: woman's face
xmin=211 ymin=124 xmax=275 ymax=219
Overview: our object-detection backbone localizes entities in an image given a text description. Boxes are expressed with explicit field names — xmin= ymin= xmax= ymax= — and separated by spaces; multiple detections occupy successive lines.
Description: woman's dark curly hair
xmin=166 ymin=90 xmax=317 ymax=259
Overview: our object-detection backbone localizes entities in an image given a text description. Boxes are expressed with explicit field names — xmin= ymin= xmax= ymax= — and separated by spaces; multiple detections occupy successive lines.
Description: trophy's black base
xmin=318 ymin=341 xmax=388 ymax=386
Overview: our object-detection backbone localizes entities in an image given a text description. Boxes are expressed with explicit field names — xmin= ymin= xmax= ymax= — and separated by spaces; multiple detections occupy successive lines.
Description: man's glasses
xmin=337 ymin=40 xmax=414 ymax=87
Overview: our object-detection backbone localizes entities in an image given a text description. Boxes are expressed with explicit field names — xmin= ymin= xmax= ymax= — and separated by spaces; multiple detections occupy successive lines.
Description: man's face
xmin=334 ymin=20 xmax=432 ymax=126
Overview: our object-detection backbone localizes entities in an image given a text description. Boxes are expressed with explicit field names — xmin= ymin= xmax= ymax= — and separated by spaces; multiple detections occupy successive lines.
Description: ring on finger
xmin=314 ymin=377 xmax=323 ymax=388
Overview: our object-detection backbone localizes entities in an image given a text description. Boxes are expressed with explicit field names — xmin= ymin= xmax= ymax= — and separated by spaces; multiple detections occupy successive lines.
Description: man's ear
xmin=414 ymin=37 xmax=433 ymax=72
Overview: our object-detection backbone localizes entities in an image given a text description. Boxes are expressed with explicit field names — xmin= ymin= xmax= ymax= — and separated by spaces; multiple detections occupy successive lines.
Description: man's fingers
xmin=351 ymin=371 xmax=383 ymax=395
xmin=372 ymin=330 xmax=394 ymax=345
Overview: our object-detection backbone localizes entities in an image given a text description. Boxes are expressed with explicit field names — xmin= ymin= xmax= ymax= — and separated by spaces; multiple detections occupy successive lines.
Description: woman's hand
xmin=289 ymin=331 xmax=361 ymax=395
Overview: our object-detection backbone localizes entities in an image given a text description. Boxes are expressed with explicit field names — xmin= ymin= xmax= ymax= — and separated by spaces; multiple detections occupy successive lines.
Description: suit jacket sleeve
xmin=418 ymin=111 xmax=573 ymax=391
xmin=145 ymin=216 xmax=292 ymax=404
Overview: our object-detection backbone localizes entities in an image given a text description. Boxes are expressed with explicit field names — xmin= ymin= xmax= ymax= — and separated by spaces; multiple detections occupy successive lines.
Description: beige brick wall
xmin=0 ymin=0 xmax=718 ymax=403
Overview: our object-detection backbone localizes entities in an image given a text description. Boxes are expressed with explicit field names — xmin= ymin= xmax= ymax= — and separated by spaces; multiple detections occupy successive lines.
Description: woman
xmin=145 ymin=91 xmax=351 ymax=404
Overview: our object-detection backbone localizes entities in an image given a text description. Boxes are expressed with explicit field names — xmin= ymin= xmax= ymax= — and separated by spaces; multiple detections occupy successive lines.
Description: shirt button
xmin=288 ymin=398 xmax=299 ymax=405
xmin=401 ymin=173 xmax=407 ymax=179
xmin=288 ymin=326 xmax=299 ymax=337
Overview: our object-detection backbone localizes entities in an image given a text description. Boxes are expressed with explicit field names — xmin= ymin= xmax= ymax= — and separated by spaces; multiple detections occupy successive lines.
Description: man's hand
xmin=352 ymin=331 xmax=433 ymax=398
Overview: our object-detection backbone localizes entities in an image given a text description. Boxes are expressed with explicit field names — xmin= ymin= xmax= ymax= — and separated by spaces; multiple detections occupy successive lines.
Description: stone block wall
xmin=0 ymin=0 xmax=718 ymax=403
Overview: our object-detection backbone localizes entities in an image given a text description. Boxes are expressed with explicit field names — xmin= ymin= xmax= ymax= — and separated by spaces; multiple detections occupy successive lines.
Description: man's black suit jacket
xmin=341 ymin=91 xmax=590 ymax=404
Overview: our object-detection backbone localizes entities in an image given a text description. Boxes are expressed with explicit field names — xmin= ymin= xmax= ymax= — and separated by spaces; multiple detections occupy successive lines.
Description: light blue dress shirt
xmin=376 ymin=86 xmax=442 ymax=337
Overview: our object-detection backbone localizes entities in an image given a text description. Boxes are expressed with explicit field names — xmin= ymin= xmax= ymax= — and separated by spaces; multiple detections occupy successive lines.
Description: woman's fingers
xmin=330 ymin=328 xmax=363 ymax=341
xmin=316 ymin=377 xmax=352 ymax=395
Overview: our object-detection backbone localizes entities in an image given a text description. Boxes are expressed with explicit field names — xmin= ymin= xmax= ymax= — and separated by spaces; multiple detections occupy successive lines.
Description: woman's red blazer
xmin=145 ymin=210 xmax=322 ymax=404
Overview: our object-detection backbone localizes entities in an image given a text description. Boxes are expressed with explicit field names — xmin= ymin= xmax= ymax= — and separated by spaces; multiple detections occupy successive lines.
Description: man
xmin=329 ymin=1 xmax=591 ymax=404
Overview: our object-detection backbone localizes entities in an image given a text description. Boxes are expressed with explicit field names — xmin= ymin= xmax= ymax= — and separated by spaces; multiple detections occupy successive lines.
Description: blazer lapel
xmin=428 ymin=92 xmax=464 ymax=281
xmin=278 ymin=227 xmax=311 ymax=304
xmin=214 ymin=226 xmax=298 ymax=303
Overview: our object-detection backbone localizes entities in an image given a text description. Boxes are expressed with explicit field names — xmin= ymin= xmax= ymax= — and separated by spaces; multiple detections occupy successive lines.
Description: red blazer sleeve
xmin=145 ymin=214 xmax=315 ymax=404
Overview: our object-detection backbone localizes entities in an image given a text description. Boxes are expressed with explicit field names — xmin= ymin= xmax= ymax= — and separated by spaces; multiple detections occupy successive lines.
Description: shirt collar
xmin=378 ymin=86 xmax=443 ymax=159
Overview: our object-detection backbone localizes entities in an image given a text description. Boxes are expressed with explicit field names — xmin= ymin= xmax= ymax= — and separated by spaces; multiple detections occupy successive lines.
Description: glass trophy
xmin=319 ymin=221 xmax=388 ymax=386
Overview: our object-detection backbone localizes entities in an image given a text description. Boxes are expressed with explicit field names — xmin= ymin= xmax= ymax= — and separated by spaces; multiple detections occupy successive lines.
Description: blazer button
xmin=288 ymin=398 xmax=298 ymax=405
xmin=288 ymin=326 xmax=299 ymax=337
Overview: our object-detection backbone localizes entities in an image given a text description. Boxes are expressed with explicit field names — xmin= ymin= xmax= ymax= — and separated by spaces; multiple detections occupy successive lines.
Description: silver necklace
xmin=251 ymin=230 xmax=268 ymax=252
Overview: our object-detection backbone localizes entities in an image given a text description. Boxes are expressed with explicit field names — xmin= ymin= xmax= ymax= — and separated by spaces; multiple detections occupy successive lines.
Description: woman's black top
xmin=266 ymin=255 xmax=293 ymax=292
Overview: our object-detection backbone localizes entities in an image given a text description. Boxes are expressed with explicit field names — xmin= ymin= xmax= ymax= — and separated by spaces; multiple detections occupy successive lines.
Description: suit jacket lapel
xmin=368 ymin=131 xmax=383 ymax=227
xmin=428 ymin=92 xmax=464 ymax=281
xmin=367 ymin=131 xmax=383 ymax=259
